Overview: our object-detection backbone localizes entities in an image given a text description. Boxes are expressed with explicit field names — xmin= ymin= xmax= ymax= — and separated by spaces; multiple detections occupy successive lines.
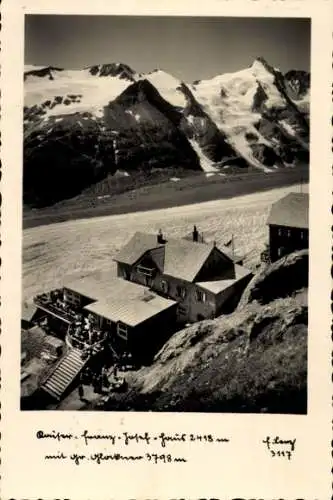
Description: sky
xmin=25 ymin=16 xmax=310 ymax=81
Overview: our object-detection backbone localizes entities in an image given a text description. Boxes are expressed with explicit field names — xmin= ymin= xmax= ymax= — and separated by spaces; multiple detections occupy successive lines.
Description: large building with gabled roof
xmin=114 ymin=228 xmax=253 ymax=323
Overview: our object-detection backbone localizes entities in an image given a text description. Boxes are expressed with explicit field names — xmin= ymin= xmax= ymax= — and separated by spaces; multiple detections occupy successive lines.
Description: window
xmin=195 ymin=289 xmax=206 ymax=303
xmin=161 ymin=280 xmax=169 ymax=294
xmin=65 ymin=292 xmax=80 ymax=306
xmin=137 ymin=264 xmax=154 ymax=277
xmin=117 ymin=322 xmax=128 ymax=340
xmin=300 ymin=231 xmax=304 ymax=240
xmin=178 ymin=305 xmax=188 ymax=315
xmin=176 ymin=285 xmax=186 ymax=299
xmin=122 ymin=268 xmax=129 ymax=280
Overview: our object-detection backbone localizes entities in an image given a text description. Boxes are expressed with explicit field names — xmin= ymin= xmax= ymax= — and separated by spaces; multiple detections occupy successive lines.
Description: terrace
xmin=34 ymin=289 xmax=78 ymax=324
xmin=66 ymin=319 xmax=107 ymax=352
xmin=34 ymin=289 xmax=108 ymax=353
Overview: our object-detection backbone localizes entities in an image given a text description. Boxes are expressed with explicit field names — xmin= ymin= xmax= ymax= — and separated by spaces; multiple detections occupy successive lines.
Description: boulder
xmin=238 ymin=249 xmax=308 ymax=308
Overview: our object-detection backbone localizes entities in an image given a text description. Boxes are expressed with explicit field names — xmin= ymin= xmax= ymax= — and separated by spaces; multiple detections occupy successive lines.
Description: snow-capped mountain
xmin=190 ymin=58 xmax=309 ymax=169
xmin=24 ymin=58 xmax=310 ymax=206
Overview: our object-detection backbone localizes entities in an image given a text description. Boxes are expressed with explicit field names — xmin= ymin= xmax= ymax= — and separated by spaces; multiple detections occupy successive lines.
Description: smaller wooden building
xmin=267 ymin=192 xmax=309 ymax=262
xmin=65 ymin=276 xmax=178 ymax=363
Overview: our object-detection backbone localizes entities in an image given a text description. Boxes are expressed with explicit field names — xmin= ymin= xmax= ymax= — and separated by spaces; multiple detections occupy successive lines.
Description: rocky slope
xmin=24 ymin=58 xmax=310 ymax=206
xmin=98 ymin=250 xmax=308 ymax=414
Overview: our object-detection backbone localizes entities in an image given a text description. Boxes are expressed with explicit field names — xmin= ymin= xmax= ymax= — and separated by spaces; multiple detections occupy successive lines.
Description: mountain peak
xmin=24 ymin=65 xmax=64 ymax=81
xmin=88 ymin=62 xmax=136 ymax=81
xmin=251 ymin=57 xmax=276 ymax=75
xmin=148 ymin=68 xmax=165 ymax=74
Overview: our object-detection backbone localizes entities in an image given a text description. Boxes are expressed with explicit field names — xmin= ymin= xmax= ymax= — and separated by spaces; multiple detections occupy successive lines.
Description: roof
xmin=114 ymin=232 xmax=222 ymax=282
xmin=21 ymin=302 xmax=38 ymax=323
xmin=84 ymin=292 xmax=177 ymax=327
xmin=114 ymin=231 xmax=243 ymax=283
xmin=183 ymin=233 xmax=243 ymax=264
xmin=65 ymin=274 xmax=147 ymax=302
xmin=211 ymin=243 xmax=243 ymax=264
xmin=197 ymin=264 xmax=253 ymax=294
xmin=267 ymin=192 xmax=309 ymax=229
xmin=65 ymin=273 xmax=177 ymax=326
xmin=114 ymin=232 xmax=163 ymax=265
xmin=163 ymin=238 xmax=214 ymax=282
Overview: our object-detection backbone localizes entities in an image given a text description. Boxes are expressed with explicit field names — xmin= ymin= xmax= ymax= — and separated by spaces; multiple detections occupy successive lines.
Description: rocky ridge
xmin=24 ymin=58 xmax=310 ymax=206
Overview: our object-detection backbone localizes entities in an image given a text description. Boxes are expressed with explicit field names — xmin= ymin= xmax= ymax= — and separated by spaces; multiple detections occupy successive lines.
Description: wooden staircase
xmin=41 ymin=348 xmax=88 ymax=401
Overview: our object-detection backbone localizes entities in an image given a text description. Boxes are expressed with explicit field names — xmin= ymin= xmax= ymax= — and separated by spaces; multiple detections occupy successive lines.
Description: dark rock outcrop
xmin=251 ymin=81 xmax=268 ymax=112
xmin=24 ymin=113 xmax=112 ymax=206
xmin=103 ymin=80 xmax=200 ymax=173
xmin=238 ymin=249 xmax=308 ymax=308
xmin=24 ymin=66 xmax=64 ymax=81
xmin=88 ymin=63 xmax=136 ymax=81
xmin=284 ymin=70 xmax=310 ymax=100
xmin=178 ymin=82 xmax=239 ymax=163
xmin=250 ymin=143 xmax=278 ymax=167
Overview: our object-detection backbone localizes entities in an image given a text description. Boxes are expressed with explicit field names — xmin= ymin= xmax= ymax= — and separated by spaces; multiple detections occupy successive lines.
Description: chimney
xmin=192 ymin=225 xmax=199 ymax=242
xmin=157 ymin=229 xmax=164 ymax=244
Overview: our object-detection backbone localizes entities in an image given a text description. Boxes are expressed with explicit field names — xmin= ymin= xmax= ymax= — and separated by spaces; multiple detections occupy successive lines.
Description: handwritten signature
xmin=262 ymin=436 xmax=296 ymax=460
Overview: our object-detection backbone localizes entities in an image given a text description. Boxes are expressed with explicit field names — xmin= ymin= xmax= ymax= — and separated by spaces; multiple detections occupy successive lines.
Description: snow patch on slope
xmin=188 ymin=138 xmax=219 ymax=173
xmin=143 ymin=70 xmax=186 ymax=108
xmin=25 ymin=68 xmax=133 ymax=118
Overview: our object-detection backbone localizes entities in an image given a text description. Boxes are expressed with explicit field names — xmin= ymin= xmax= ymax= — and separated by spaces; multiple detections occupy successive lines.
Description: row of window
xmin=121 ymin=267 xmax=207 ymax=303
xmin=64 ymin=290 xmax=81 ymax=305
xmin=161 ymin=280 xmax=206 ymax=303
xmin=277 ymin=228 xmax=306 ymax=239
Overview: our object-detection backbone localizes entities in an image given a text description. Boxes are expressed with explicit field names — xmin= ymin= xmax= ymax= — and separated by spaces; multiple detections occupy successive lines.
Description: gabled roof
xmin=267 ymin=192 xmax=309 ymax=229
xmin=65 ymin=274 xmax=147 ymax=302
xmin=163 ymin=238 xmax=214 ymax=282
xmin=114 ymin=232 xmax=236 ymax=283
xmin=84 ymin=293 xmax=177 ymax=327
xmin=66 ymin=273 xmax=177 ymax=326
xmin=114 ymin=232 xmax=163 ymax=265
xmin=197 ymin=264 xmax=253 ymax=294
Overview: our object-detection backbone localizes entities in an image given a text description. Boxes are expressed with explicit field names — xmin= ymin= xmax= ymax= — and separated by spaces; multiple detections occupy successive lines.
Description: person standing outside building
xmin=78 ymin=384 xmax=84 ymax=401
